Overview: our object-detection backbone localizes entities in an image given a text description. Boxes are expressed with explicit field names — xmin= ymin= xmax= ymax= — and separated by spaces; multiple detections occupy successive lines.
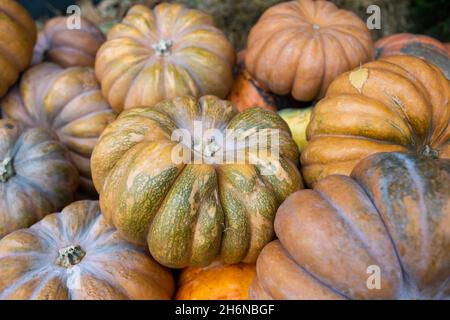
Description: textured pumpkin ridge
xmin=95 ymin=3 xmax=235 ymax=111
xmin=92 ymin=96 xmax=302 ymax=268
xmin=245 ymin=0 xmax=372 ymax=101
xmin=351 ymin=154 xmax=450 ymax=297
xmin=1 ymin=63 xmax=116 ymax=194
xmin=258 ymin=152 xmax=449 ymax=299
xmin=0 ymin=200 xmax=175 ymax=300
xmin=302 ymin=55 xmax=450 ymax=186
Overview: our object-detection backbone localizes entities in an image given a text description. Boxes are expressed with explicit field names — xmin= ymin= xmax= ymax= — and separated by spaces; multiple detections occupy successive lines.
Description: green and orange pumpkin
xmin=91 ymin=95 xmax=302 ymax=268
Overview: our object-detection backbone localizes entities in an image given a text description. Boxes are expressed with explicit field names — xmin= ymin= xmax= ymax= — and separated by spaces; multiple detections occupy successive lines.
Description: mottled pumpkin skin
xmin=375 ymin=33 xmax=450 ymax=79
xmin=245 ymin=0 xmax=373 ymax=102
xmin=302 ymin=55 xmax=450 ymax=187
xmin=91 ymin=95 xmax=302 ymax=268
xmin=32 ymin=16 xmax=105 ymax=68
xmin=1 ymin=63 xmax=116 ymax=194
xmin=95 ymin=3 xmax=236 ymax=112
xmin=0 ymin=200 xmax=175 ymax=299
xmin=0 ymin=0 xmax=36 ymax=97
xmin=251 ymin=152 xmax=450 ymax=300
xmin=176 ymin=261 xmax=256 ymax=300
xmin=0 ymin=120 xmax=79 ymax=238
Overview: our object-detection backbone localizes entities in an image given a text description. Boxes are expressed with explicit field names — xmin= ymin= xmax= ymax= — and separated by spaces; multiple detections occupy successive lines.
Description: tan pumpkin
xmin=176 ymin=261 xmax=256 ymax=300
xmin=95 ymin=3 xmax=236 ymax=112
xmin=0 ymin=119 xmax=79 ymax=238
xmin=250 ymin=152 xmax=450 ymax=300
xmin=91 ymin=95 xmax=303 ymax=268
xmin=245 ymin=0 xmax=373 ymax=102
xmin=1 ymin=63 xmax=116 ymax=194
xmin=32 ymin=16 xmax=105 ymax=68
xmin=375 ymin=33 xmax=450 ymax=79
xmin=0 ymin=200 xmax=175 ymax=299
xmin=302 ymin=55 xmax=450 ymax=187
xmin=0 ymin=0 xmax=36 ymax=97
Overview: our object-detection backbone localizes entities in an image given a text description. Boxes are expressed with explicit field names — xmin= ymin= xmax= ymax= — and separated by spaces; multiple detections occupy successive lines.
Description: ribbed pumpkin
xmin=245 ymin=0 xmax=373 ymax=102
xmin=0 ymin=120 xmax=79 ymax=238
xmin=1 ymin=63 xmax=116 ymax=193
xmin=0 ymin=0 xmax=36 ymax=97
xmin=250 ymin=152 xmax=450 ymax=300
xmin=0 ymin=200 xmax=175 ymax=299
xmin=32 ymin=16 xmax=105 ymax=68
xmin=95 ymin=3 xmax=236 ymax=112
xmin=91 ymin=95 xmax=302 ymax=268
xmin=176 ymin=261 xmax=256 ymax=300
xmin=375 ymin=33 xmax=450 ymax=79
xmin=302 ymin=55 xmax=450 ymax=187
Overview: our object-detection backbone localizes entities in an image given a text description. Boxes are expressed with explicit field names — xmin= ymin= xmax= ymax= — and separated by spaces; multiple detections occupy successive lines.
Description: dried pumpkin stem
xmin=152 ymin=39 xmax=173 ymax=56
xmin=0 ymin=157 xmax=15 ymax=183
xmin=56 ymin=245 xmax=86 ymax=268
xmin=422 ymin=145 xmax=439 ymax=159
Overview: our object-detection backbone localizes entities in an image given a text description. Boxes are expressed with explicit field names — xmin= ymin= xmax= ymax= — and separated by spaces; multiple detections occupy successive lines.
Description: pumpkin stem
xmin=422 ymin=145 xmax=439 ymax=159
xmin=152 ymin=39 xmax=173 ymax=56
xmin=56 ymin=245 xmax=86 ymax=268
xmin=0 ymin=157 xmax=15 ymax=183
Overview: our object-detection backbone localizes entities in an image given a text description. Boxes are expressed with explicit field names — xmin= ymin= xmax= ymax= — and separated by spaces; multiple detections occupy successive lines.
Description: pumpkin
xmin=0 ymin=200 xmax=175 ymax=299
xmin=301 ymin=55 xmax=450 ymax=187
xmin=91 ymin=95 xmax=303 ymax=268
xmin=1 ymin=63 xmax=116 ymax=194
xmin=0 ymin=119 xmax=79 ymax=238
xmin=32 ymin=16 xmax=105 ymax=68
xmin=95 ymin=3 xmax=236 ymax=112
xmin=278 ymin=107 xmax=313 ymax=153
xmin=176 ymin=261 xmax=256 ymax=300
xmin=0 ymin=0 xmax=36 ymax=97
xmin=375 ymin=33 xmax=450 ymax=79
xmin=229 ymin=50 xmax=277 ymax=113
xmin=250 ymin=152 xmax=450 ymax=300
xmin=245 ymin=0 xmax=373 ymax=102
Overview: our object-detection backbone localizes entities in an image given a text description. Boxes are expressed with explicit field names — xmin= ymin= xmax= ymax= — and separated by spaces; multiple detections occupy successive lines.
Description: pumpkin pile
xmin=0 ymin=0 xmax=448 ymax=301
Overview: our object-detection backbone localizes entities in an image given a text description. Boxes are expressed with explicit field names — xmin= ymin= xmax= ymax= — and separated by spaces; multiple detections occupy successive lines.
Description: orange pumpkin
xmin=1 ymin=63 xmax=116 ymax=194
xmin=95 ymin=3 xmax=236 ymax=112
xmin=0 ymin=0 xmax=36 ymax=97
xmin=251 ymin=152 xmax=450 ymax=299
xmin=0 ymin=200 xmax=175 ymax=299
xmin=245 ymin=0 xmax=373 ymax=102
xmin=32 ymin=16 xmax=105 ymax=68
xmin=375 ymin=33 xmax=450 ymax=79
xmin=302 ymin=55 xmax=450 ymax=187
xmin=176 ymin=261 xmax=256 ymax=300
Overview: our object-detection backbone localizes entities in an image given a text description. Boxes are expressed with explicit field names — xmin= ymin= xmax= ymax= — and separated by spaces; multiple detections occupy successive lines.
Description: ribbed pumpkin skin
xmin=0 ymin=0 xmax=36 ymax=97
xmin=0 ymin=201 xmax=175 ymax=299
xmin=91 ymin=95 xmax=302 ymax=268
xmin=245 ymin=0 xmax=373 ymax=102
xmin=375 ymin=33 xmax=450 ymax=79
xmin=251 ymin=152 xmax=450 ymax=300
xmin=302 ymin=55 xmax=450 ymax=187
xmin=176 ymin=261 xmax=256 ymax=300
xmin=95 ymin=3 xmax=236 ymax=112
xmin=0 ymin=120 xmax=79 ymax=238
xmin=1 ymin=63 xmax=116 ymax=194
xmin=32 ymin=16 xmax=105 ymax=68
